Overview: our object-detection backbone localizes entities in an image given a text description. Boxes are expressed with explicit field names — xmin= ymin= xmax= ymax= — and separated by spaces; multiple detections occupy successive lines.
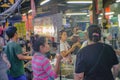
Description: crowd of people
xmin=0 ymin=24 xmax=119 ymax=80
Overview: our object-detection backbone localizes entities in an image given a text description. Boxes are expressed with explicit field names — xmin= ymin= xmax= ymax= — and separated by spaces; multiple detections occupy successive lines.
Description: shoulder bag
xmin=84 ymin=44 xmax=105 ymax=79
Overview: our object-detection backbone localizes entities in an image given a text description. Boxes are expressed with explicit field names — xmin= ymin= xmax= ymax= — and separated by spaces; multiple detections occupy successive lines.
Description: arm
xmin=74 ymin=72 xmax=84 ymax=80
xmin=17 ymin=54 xmax=32 ymax=60
xmin=61 ymin=42 xmax=80 ymax=57
xmin=54 ymin=54 xmax=62 ymax=74
xmin=115 ymin=49 xmax=120 ymax=56
xmin=110 ymin=47 xmax=119 ymax=79
xmin=22 ymin=52 xmax=29 ymax=55
xmin=2 ymin=53 xmax=11 ymax=68
xmin=112 ymin=64 xmax=119 ymax=79
xmin=61 ymin=47 xmax=75 ymax=57
xmin=75 ymin=49 xmax=86 ymax=80
xmin=14 ymin=43 xmax=32 ymax=60
xmin=43 ymin=59 xmax=58 ymax=79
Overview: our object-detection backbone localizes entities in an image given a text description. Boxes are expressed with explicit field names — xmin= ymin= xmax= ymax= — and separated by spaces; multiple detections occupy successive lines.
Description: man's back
xmin=76 ymin=43 xmax=118 ymax=80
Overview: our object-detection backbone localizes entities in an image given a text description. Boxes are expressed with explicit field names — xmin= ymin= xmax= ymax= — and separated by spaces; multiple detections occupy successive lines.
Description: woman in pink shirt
xmin=32 ymin=36 xmax=62 ymax=80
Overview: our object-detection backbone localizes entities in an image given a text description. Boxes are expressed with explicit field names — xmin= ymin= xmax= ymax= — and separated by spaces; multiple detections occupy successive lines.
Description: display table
xmin=51 ymin=59 xmax=74 ymax=80
xmin=24 ymin=57 xmax=75 ymax=80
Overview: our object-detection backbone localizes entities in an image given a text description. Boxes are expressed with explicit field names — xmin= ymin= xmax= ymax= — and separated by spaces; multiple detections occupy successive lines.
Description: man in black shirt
xmin=75 ymin=25 xmax=119 ymax=80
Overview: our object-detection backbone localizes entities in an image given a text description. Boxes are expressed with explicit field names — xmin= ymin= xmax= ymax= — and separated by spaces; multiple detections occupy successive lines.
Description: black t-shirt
xmin=75 ymin=42 xmax=118 ymax=80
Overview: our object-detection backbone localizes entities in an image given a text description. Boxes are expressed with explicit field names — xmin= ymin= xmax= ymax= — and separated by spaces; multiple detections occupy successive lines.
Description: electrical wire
xmin=0 ymin=0 xmax=24 ymax=21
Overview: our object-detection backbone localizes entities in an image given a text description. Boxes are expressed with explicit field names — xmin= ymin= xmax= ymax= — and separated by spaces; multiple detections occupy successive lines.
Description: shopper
xmin=71 ymin=35 xmax=81 ymax=54
xmin=32 ymin=36 xmax=62 ymax=80
xmin=0 ymin=27 xmax=5 ymax=46
xmin=80 ymin=31 xmax=90 ymax=49
xmin=0 ymin=45 xmax=10 ymax=80
xmin=0 ymin=26 xmax=10 ymax=80
xmin=4 ymin=26 xmax=32 ymax=80
xmin=74 ymin=25 xmax=119 ymax=80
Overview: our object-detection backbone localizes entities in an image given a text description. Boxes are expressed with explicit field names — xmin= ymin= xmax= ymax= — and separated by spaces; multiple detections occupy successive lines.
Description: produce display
xmin=14 ymin=22 xmax=26 ymax=38
xmin=51 ymin=59 xmax=74 ymax=79
xmin=60 ymin=63 xmax=74 ymax=79
xmin=24 ymin=56 xmax=74 ymax=79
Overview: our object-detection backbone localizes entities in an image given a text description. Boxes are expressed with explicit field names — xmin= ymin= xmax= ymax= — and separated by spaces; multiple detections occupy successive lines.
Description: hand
xmin=66 ymin=54 xmax=73 ymax=64
xmin=56 ymin=54 xmax=62 ymax=61
xmin=23 ymin=52 xmax=29 ymax=55
xmin=72 ymin=42 xmax=80 ymax=48
xmin=60 ymin=51 xmax=67 ymax=57
xmin=74 ymin=73 xmax=84 ymax=80
xmin=7 ymin=62 xmax=11 ymax=69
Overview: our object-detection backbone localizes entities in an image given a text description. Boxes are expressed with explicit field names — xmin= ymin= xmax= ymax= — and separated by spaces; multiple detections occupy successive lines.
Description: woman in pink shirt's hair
xmin=32 ymin=36 xmax=62 ymax=80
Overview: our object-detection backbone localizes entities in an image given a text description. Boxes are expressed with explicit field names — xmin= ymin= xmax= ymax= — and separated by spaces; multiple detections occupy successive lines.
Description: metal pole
xmin=92 ymin=0 xmax=98 ymax=24
xmin=60 ymin=62 xmax=62 ymax=80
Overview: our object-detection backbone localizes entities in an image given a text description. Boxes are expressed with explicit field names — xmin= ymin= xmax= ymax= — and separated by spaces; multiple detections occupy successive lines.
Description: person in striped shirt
xmin=32 ymin=36 xmax=62 ymax=80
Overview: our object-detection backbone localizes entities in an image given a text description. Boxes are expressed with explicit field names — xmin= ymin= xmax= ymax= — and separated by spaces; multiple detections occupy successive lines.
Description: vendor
xmin=60 ymin=30 xmax=80 ymax=62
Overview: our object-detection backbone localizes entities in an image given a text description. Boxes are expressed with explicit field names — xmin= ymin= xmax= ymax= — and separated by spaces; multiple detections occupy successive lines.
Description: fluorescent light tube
xmin=22 ymin=13 xmax=26 ymax=16
xmin=116 ymin=0 xmax=120 ymax=2
xmin=66 ymin=13 xmax=88 ymax=15
xmin=98 ymin=17 xmax=102 ymax=20
xmin=40 ymin=0 xmax=50 ymax=5
xmin=67 ymin=1 xmax=92 ymax=4
xmin=100 ymin=12 xmax=115 ymax=15
xmin=87 ymin=15 xmax=90 ymax=17
xmin=28 ymin=10 xmax=32 ymax=13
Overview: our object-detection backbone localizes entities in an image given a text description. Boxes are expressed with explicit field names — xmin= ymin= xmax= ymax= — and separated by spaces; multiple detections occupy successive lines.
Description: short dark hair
xmin=87 ymin=25 xmax=101 ymax=42
xmin=59 ymin=30 xmax=66 ymax=39
xmin=33 ymin=36 xmax=46 ymax=52
xmin=6 ymin=26 xmax=17 ymax=38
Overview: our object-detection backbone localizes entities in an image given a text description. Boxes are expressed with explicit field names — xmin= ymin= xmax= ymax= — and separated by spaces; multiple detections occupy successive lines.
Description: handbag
xmin=84 ymin=44 xmax=105 ymax=79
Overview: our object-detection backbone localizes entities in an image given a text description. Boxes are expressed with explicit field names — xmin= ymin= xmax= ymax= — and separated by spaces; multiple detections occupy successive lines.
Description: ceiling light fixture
xmin=22 ymin=13 xmax=26 ymax=16
xmin=87 ymin=15 xmax=90 ymax=17
xmin=67 ymin=1 xmax=92 ymax=4
xmin=28 ymin=10 xmax=32 ymax=13
xmin=116 ymin=0 xmax=120 ymax=2
xmin=100 ymin=12 xmax=115 ymax=15
xmin=40 ymin=0 xmax=50 ymax=5
xmin=66 ymin=13 xmax=88 ymax=15
xmin=98 ymin=17 xmax=102 ymax=20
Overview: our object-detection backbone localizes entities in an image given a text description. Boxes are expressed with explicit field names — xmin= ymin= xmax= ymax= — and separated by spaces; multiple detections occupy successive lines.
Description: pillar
xmin=92 ymin=0 xmax=99 ymax=24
